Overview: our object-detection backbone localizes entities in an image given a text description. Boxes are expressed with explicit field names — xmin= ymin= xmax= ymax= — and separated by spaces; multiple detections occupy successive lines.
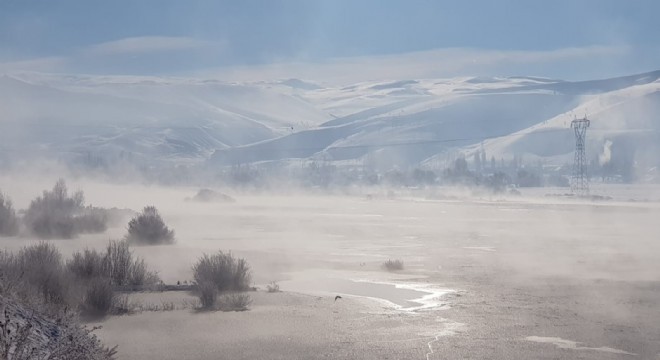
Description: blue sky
xmin=0 ymin=0 xmax=658 ymax=80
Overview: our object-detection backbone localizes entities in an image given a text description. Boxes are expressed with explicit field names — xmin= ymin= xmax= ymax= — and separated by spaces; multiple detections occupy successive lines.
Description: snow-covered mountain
xmin=0 ymin=73 xmax=330 ymax=165
xmin=210 ymin=70 xmax=660 ymax=170
xmin=1 ymin=70 xmax=658 ymax=173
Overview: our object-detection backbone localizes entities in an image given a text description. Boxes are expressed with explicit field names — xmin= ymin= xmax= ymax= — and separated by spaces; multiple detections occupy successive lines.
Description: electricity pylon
xmin=570 ymin=116 xmax=590 ymax=195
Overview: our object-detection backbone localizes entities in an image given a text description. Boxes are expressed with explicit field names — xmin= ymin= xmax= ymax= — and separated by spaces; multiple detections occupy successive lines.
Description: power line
xmin=326 ymin=128 xmax=566 ymax=150
xmin=255 ymin=127 xmax=657 ymax=153
xmin=5 ymin=122 xmax=657 ymax=153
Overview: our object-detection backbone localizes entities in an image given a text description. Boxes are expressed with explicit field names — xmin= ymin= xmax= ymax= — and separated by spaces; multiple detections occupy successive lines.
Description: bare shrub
xmin=1 ymin=297 xmax=117 ymax=360
xmin=103 ymin=240 xmax=133 ymax=286
xmin=266 ymin=281 xmax=280 ymax=293
xmin=81 ymin=278 xmax=115 ymax=319
xmin=0 ymin=192 xmax=19 ymax=237
xmin=160 ymin=302 xmax=176 ymax=311
xmin=131 ymin=300 xmax=177 ymax=313
xmin=192 ymin=251 xmax=251 ymax=292
xmin=15 ymin=242 xmax=71 ymax=307
xmin=181 ymin=298 xmax=200 ymax=309
xmin=0 ymin=303 xmax=35 ymax=359
xmin=125 ymin=206 xmax=174 ymax=245
xmin=197 ymin=282 xmax=218 ymax=309
xmin=0 ymin=251 xmax=22 ymax=295
xmin=126 ymin=258 xmax=149 ymax=287
xmin=104 ymin=240 xmax=159 ymax=286
xmin=382 ymin=259 xmax=404 ymax=271
xmin=23 ymin=179 xmax=108 ymax=239
xmin=23 ymin=179 xmax=83 ymax=239
xmin=125 ymin=300 xmax=178 ymax=313
xmin=218 ymin=293 xmax=252 ymax=312
xmin=2 ymin=240 xmax=160 ymax=324
xmin=67 ymin=240 xmax=159 ymax=288
xmin=67 ymin=249 xmax=105 ymax=280
xmin=0 ymin=244 xmax=72 ymax=311
xmin=1 ymin=238 xmax=163 ymax=337
xmin=109 ymin=295 xmax=135 ymax=316
xmin=46 ymin=314 xmax=118 ymax=360
xmin=1 ymin=325 xmax=33 ymax=358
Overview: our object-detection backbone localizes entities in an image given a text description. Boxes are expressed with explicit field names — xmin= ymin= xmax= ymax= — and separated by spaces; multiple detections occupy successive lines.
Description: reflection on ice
xmin=281 ymin=272 xmax=453 ymax=311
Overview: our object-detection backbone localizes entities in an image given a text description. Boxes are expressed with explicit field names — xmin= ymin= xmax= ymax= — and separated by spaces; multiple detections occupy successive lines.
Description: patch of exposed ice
xmin=422 ymin=318 xmax=465 ymax=360
xmin=282 ymin=270 xmax=454 ymax=312
xmin=350 ymin=278 xmax=454 ymax=312
xmin=463 ymin=246 xmax=496 ymax=252
xmin=525 ymin=336 xmax=637 ymax=356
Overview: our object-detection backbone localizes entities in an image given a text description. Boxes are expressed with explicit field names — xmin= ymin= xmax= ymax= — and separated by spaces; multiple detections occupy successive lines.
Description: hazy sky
xmin=0 ymin=1 xmax=658 ymax=80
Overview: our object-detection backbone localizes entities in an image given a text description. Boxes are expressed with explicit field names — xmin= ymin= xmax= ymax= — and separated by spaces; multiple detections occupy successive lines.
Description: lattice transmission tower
xmin=570 ymin=116 xmax=590 ymax=195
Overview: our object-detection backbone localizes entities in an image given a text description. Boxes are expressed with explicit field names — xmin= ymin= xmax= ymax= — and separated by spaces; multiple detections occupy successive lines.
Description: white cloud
xmin=0 ymin=56 xmax=69 ymax=73
xmin=0 ymin=36 xmax=226 ymax=74
xmin=197 ymin=45 xmax=629 ymax=84
xmin=84 ymin=36 xmax=221 ymax=56
xmin=0 ymin=43 xmax=632 ymax=81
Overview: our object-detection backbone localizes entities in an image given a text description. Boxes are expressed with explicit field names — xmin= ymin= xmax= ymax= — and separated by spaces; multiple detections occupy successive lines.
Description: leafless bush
xmin=111 ymin=296 xmax=180 ymax=315
xmin=103 ymin=240 xmax=133 ymax=286
xmin=67 ymin=241 xmax=159 ymax=290
xmin=109 ymin=295 xmax=135 ymax=316
xmin=1 ymin=314 xmax=34 ymax=359
xmin=109 ymin=240 xmax=159 ymax=286
xmin=129 ymin=300 xmax=177 ymax=313
xmin=125 ymin=206 xmax=174 ymax=245
xmin=47 ymin=314 xmax=118 ymax=360
xmin=382 ymin=259 xmax=404 ymax=271
xmin=0 ymin=240 xmax=159 ymax=326
xmin=23 ymin=180 xmax=108 ymax=239
xmin=161 ymin=301 xmax=176 ymax=311
xmin=67 ymin=242 xmax=157 ymax=318
xmin=1 ymin=296 xmax=117 ymax=360
xmin=0 ymin=244 xmax=72 ymax=312
xmin=218 ymin=293 xmax=252 ymax=312
xmin=23 ymin=179 xmax=81 ymax=238
xmin=0 ymin=192 xmax=19 ymax=237
xmin=14 ymin=242 xmax=72 ymax=307
xmin=102 ymin=240 xmax=159 ymax=287
xmin=266 ymin=281 xmax=280 ymax=293
xmin=0 ymin=305 xmax=35 ymax=359
xmin=197 ymin=282 xmax=217 ymax=309
xmin=181 ymin=298 xmax=200 ymax=309
xmin=0 ymin=251 xmax=22 ymax=296
xmin=80 ymin=278 xmax=115 ymax=319
xmin=67 ymin=249 xmax=105 ymax=280
xmin=192 ymin=251 xmax=251 ymax=292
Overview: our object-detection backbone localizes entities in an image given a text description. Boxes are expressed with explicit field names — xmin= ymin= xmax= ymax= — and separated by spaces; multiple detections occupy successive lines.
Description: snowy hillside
xmin=473 ymin=80 xmax=660 ymax=164
xmin=0 ymin=70 xmax=658 ymax=173
xmin=210 ymin=70 xmax=660 ymax=170
xmin=0 ymin=73 xmax=331 ymax=165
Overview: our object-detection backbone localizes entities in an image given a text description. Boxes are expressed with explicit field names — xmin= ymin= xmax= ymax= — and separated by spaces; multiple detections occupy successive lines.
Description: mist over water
xmin=1 ymin=2 xmax=660 ymax=358
xmin=1 ymin=71 xmax=660 ymax=357
xmin=3 ymin=174 xmax=659 ymax=284
xmin=2 ymin=172 xmax=660 ymax=358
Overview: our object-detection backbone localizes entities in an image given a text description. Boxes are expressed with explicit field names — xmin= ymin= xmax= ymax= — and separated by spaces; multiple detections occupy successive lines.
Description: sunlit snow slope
xmin=0 ymin=70 xmax=658 ymax=169
xmin=210 ymin=70 xmax=660 ymax=168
